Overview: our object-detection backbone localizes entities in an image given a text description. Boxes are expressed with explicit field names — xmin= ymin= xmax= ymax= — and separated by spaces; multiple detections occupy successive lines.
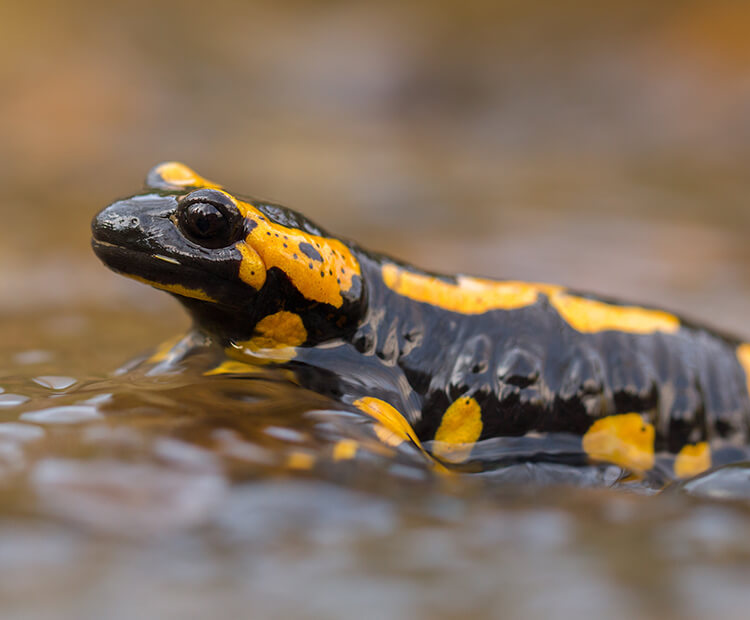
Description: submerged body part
xmin=92 ymin=162 xmax=750 ymax=482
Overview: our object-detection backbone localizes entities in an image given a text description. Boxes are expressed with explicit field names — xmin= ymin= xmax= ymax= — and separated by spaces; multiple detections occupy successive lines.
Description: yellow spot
xmin=236 ymin=199 xmax=361 ymax=307
xmin=382 ymin=263 xmax=680 ymax=335
xmin=236 ymin=242 xmax=267 ymax=290
xmin=382 ymin=263 xmax=560 ymax=313
xmin=127 ymin=275 xmax=216 ymax=302
xmin=149 ymin=162 xmax=221 ymax=190
xmin=247 ymin=311 xmax=307 ymax=349
xmin=432 ymin=397 xmax=483 ymax=463
xmin=204 ymin=360 xmax=262 ymax=376
xmin=332 ymin=439 xmax=359 ymax=461
xmin=147 ymin=334 xmax=184 ymax=364
xmin=286 ymin=451 xmax=315 ymax=470
xmin=736 ymin=343 xmax=750 ymax=397
xmin=229 ymin=312 xmax=307 ymax=364
xmin=674 ymin=442 xmax=711 ymax=478
xmin=582 ymin=413 xmax=655 ymax=472
xmin=549 ymin=294 xmax=680 ymax=335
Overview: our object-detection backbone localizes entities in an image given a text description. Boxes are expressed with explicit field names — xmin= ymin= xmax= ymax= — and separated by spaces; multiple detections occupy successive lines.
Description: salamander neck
xmin=347 ymin=253 xmax=463 ymax=366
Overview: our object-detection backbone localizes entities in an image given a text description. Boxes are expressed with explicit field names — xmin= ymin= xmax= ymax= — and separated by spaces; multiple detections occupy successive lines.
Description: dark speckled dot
xmin=329 ymin=269 xmax=333 ymax=275
xmin=283 ymin=243 xmax=288 ymax=248
xmin=337 ymin=278 xmax=341 ymax=284
xmin=320 ymin=271 xmax=325 ymax=277
xmin=308 ymin=263 xmax=313 ymax=269
xmin=266 ymin=232 xmax=271 ymax=236
xmin=299 ymin=242 xmax=323 ymax=262
xmin=293 ymin=253 xmax=298 ymax=260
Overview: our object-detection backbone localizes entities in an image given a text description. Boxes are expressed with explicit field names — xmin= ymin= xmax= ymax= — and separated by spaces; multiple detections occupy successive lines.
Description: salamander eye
xmin=177 ymin=189 xmax=244 ymax=249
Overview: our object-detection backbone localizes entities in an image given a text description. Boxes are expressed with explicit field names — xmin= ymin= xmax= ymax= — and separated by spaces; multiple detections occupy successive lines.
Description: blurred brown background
xmin=2 ymin=0 xmax=750 ymax=367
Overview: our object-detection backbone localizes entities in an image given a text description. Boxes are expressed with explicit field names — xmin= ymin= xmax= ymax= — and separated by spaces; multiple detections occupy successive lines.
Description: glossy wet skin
xmin=92 ymin=163 xmax=364 ymax=342
xmin=93 ymin=163 xmax=750 ymax=480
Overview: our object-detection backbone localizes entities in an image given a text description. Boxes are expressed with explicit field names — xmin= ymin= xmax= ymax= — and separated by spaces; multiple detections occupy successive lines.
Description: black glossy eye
xmin=176 ymin=189 xmax=244 ymax=249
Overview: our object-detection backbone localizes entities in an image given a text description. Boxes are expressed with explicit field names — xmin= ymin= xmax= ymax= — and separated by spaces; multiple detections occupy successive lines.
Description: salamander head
xmin=92 ymin=162 xmax=364 ymax=342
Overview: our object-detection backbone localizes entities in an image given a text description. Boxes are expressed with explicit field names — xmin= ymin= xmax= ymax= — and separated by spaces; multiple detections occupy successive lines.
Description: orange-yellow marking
xmin=236 ymin=242 xmax=267 ymax=290
xmin=354 ymin=397 xmax=421 ymax=446
xmin=246 ymin=311 xmax=307 ymax=349
xmin=204 ymin=360 xmax=263 ymax=376
xmin=353 ymin=397 xmax=447 ymax=472
xmin=674 ymin=442 xmax=711 ymax=478
xmin=382 ymin=263 xmax=560 ymax=313
xmin=549 ymin=294 xmax=680 ymax=335
xmin=286 ymin=451 xmax=316 ymax=470
xmin=432 ymin=397 xmax=483 ymax=463
xmin=229 ymin=311 xmax=307 ymax=364
xmin=149 ymin=162 xmax=222 ymax=190
xmin=332 ymin=439 xmax=359 ymax=461
xmin=382 ymin=263 xmax=680 ymax=335
xmin=736 ymin=343 xmax=750 ymax=397
xmin=236 ymin=200 xmax=361 ymax=307
xmin=372 ymin=424 xmax=407 ymax=447
xmin=582 ymin=413 xmax=655 ymax=472
xmin=128 ymin=275 xmax=216 ymax=302
xmin=146 ymin=163 xmax=360 ymax=307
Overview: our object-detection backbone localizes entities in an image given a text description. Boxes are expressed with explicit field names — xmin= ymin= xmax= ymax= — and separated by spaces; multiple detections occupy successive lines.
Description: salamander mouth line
xmin=90 ymin=239 xmax=251 ymax=306
xmin=92 ymin=239 xmax=182 ymax=265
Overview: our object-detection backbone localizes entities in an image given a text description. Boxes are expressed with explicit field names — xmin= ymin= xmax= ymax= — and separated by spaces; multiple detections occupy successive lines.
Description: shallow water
xmin=4 ymin=1 xmax=750 ymax=618
xmin=1 ymin=316 xmax=750 ymax=620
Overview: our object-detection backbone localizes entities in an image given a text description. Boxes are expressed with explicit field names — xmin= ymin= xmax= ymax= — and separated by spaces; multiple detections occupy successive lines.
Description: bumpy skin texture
xmin=92 ymin=163 xmax=750 ymax=478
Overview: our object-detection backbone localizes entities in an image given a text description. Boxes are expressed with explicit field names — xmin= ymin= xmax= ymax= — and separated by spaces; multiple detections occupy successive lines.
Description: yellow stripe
xmin=354 ymin=397 xmax=422 ymax=447
xmin=432 ymin=397 xmax=483 ymax=463
xmin=381 ymin=263 xmax=680 ymax=335
xmin=372 ymin=424 xmax=406 ymax=447
xmin=382 ymin=263 xmax=558 ymax=313
xmin=127 ymin=275 xmax=216 ymax=302
xmin=204 ymin=360 xmax=262 ymax=376
xmin=548 ymin=294 xmax=680 ymax=335
xmin=582 ymin=413 xmax=655 ymax=472
xmin=353 ymin=397 xmax=448 ymax=473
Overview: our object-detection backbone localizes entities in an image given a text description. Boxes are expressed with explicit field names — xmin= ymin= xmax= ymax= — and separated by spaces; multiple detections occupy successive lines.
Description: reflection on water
xmin=0 ymin=331 xmax=749 ymax=619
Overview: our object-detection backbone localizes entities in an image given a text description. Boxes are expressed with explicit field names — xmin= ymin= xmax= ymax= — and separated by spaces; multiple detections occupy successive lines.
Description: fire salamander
xmin=92 ymin=162 xmax=750 ymax=482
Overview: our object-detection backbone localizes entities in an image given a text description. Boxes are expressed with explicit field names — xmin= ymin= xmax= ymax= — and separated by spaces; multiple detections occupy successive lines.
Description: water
xmin=0 ymin=320 xmax=749 ymax=620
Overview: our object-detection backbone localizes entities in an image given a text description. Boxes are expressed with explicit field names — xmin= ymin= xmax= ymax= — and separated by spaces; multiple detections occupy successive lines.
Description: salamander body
xmin=92 ymin=162 xmax=750 ymax=479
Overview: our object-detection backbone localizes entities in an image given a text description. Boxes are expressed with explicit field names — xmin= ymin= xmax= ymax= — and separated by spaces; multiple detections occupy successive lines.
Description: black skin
xmin=92 ymin=183 xmax=750 ymax=465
